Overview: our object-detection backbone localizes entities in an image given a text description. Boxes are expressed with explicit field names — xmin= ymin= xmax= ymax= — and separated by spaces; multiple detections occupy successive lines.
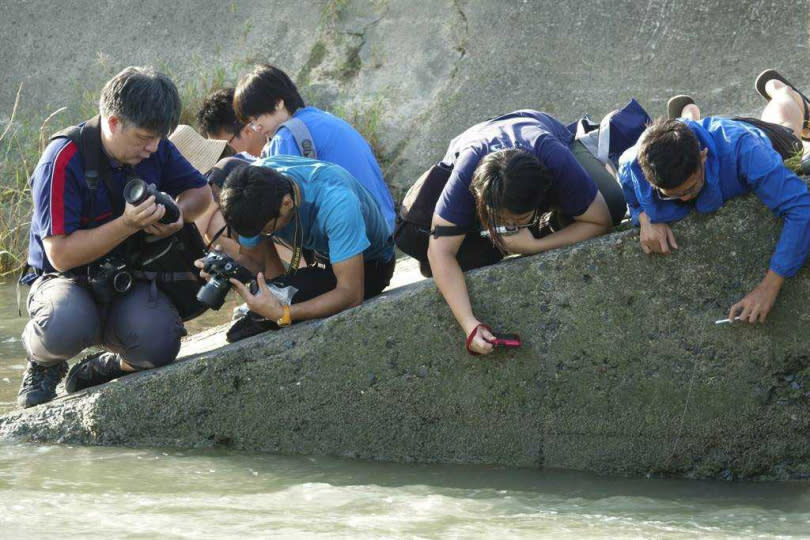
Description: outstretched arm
xmin=427 ymin=214 xmax=496 ymax=355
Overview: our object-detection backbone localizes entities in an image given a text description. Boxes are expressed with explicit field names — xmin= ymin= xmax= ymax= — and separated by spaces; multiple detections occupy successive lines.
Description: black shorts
xmin=733 ymin=117 xmax=802 ymax=160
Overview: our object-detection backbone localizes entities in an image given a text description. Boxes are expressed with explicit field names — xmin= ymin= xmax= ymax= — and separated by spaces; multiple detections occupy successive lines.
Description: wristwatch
xmin=276 ymin=304 xmax=292 ymax=327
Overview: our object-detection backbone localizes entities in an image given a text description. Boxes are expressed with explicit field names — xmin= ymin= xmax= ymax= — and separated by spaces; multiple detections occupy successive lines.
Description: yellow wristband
xmin=276 ymin=304 xmax=292 ymax=327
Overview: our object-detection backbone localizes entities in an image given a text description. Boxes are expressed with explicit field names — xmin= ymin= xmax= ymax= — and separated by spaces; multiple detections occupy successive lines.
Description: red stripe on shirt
xmin=80 ymin=211 xmax=112 ymax=224
xmin=49 ymin=141 xmax=77 ymax=235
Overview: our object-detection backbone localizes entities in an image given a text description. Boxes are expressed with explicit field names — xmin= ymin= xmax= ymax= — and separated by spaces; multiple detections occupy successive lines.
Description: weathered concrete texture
xmin=2 ymin=192 xmax=809 ymax=480
xmin=1 ymin=1 xmax=808 ymax=198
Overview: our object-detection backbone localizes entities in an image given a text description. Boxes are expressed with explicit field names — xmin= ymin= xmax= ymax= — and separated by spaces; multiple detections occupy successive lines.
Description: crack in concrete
xmin=383 ymin=0 xmax=470 ymax=183
xmin=452 ymin=0 xmax=469 ymax=59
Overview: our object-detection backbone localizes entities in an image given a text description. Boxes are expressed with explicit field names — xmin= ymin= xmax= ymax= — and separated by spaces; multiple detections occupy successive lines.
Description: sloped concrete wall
xmin=1 ymin=0 xmax=808 ymax=197
xmin=2 ymin=192 xmax=808 ymax=480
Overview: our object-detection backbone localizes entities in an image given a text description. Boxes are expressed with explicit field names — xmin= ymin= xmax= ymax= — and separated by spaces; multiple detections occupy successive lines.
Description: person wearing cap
xmin=168 ymin=124 xmax=231 ymax=175
xmin=17 ymin=67 xmax=212 ymax=408
xmin=619 ymin=68 xmax=810 ymax=324
xmin=200 ymin=155 xmax=396 ymax=342
xmin=167 ymin=124 xmax=246 ymax=258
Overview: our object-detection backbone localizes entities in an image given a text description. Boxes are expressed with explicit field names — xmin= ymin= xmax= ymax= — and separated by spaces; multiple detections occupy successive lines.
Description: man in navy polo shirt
xmin=18 ymin=66 xmax=212 ymax=408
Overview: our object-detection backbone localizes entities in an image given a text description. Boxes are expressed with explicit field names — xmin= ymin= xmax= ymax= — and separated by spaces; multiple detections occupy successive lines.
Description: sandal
xmin=754 ymin=69 xmax=810 ymax=140
xmin=666 ymin=95 xmax=695 ymax=120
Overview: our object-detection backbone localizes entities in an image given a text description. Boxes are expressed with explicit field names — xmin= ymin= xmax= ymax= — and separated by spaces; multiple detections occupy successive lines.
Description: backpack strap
xmin=280 ymin=117 xmax=317 ymax=159
xmin=49 ymin=115 xmax=122 ymax=218
xmin=431 ymin=224 xmax=474 ymax=238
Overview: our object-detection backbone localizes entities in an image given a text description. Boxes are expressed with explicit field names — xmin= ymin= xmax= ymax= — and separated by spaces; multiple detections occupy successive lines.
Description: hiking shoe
xmin=225 ymin=313 xmax=277 ymax=343
xmin=17 ymin=360 xmax=68 ymax=408
xmin=65 ymin=352 xmax=126 ymax=393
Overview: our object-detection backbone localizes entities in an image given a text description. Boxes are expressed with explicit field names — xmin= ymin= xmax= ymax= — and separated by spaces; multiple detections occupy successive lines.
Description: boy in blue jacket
xmin=619 ymin=70 xmax=810 ymax=324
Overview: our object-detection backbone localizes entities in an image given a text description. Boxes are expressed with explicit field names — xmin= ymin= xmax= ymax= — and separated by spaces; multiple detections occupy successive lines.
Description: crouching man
xmin=18 ymin=66 xmax=212 ymax=408
xmin=205 ymin=155 xmax=395 ymax=342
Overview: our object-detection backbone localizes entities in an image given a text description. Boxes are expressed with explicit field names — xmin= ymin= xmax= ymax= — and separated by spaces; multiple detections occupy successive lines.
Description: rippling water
xmin=1 ymin=284 xmax=809 ymax=537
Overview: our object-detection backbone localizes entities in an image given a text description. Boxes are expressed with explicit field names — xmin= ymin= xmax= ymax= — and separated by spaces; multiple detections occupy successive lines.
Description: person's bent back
xmin=209 ymin=156 xmax=396 ymax=342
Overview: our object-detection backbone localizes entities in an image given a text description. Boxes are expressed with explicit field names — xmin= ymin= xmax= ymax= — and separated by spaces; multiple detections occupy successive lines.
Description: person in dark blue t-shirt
xmin=18 ymin=67 xmax=212 ymax=408
xmin=395 ymin=110 xmax=627 ymax=356
xmin=619 ymin=69 xmax=810 ymax=325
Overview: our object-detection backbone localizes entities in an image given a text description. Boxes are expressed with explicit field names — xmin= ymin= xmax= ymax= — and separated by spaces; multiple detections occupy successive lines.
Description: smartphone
xmin=487 ymin=332 xmax=521 ymax=348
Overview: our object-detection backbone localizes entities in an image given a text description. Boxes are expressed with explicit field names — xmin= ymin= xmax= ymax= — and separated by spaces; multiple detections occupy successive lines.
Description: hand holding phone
xmin=486 ymin=332 xmax=521 ymax=348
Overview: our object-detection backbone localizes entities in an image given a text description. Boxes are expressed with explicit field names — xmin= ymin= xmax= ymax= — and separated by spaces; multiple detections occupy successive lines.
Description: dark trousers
xmin=394 ymin=140 xmax=627 ymax=278
xmin=270 ymin=256 xmax=396 ymax=311
xmin=22 ymin=275 xmax=186 ymax=369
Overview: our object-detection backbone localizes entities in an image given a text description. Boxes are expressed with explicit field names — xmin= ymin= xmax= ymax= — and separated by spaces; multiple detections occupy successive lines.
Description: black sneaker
xmin=17 ymin=360 xmax=68 ymax=408
xmin=65 ymin=352 xmax=126 ymax=393
xmin=225 ymin=313 xmax=277 ymax=343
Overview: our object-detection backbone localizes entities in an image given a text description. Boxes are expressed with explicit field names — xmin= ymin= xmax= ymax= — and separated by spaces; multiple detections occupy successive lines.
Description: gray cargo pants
xmin=22 ymin=274 xmax=186 ymax=369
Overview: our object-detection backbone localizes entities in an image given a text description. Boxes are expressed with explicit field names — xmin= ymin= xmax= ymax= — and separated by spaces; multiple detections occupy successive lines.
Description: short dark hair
xmin=99 ymin=66 xmax=181 ymax=137
xmin=233 ymin=64 xmax=305 ymax=123
xmin=220 ymin=164 xmax=294 ymax=237
xmin=470 ymin=149 xmax=552 ymax=252
xmin=637 ymin=118 xmax=701 ymax=189
xmin=197 ymin=88 xmax=244 ymax=137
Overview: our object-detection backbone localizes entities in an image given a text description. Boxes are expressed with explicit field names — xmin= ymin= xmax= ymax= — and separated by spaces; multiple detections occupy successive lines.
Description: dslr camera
xmin=88 ymin=256 xmax=133 ymax=304
xmin=196 ymin=251 xmax=254 ymax=310
xmin=123 ymin=177 xmax=181 ymax=224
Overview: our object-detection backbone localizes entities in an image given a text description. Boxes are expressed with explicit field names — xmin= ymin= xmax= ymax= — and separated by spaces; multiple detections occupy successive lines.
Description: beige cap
xmin=169 ymin=124 xmax=228 ymax=174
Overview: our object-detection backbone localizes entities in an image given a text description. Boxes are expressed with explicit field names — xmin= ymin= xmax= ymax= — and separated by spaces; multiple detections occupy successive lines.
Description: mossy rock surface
xmin=2 ymin=190 xmax=809 ymax=481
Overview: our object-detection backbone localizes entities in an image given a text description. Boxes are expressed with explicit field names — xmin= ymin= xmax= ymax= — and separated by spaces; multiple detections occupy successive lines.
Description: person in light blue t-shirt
xmin=233 ymin=64 xmax=396 ymax=231
xmin=204 ymin=155 xmax=395 ymax=342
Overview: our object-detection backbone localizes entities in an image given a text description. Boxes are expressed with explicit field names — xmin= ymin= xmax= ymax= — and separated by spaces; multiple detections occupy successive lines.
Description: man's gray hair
xmin=99 ymin=66 xmax=181 ymax=137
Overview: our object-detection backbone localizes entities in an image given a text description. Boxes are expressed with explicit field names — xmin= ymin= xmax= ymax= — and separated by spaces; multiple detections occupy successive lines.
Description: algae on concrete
xmin=1 ymin=191 xmax=808 ymax=480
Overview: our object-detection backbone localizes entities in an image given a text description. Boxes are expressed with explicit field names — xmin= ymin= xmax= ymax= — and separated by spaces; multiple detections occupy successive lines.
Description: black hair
xmin=98 ymin=66 xmax=181 ymax=137
xmin=233 ymin=64 xmax=306 ymax=123
xmin=197 ymin=88 xmax=244 ymax=137
xmin=470 ymin=149 xmax=552 ymax=252
xmin=637 ymin=118 xmax=701 ymax=189
xmin=220 ymin=164 xmax=294 ymax=237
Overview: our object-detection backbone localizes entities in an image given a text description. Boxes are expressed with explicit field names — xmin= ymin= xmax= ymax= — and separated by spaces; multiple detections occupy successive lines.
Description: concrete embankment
xmin=1 ymin=0 xmax=808 ymax=198
xmin=2 ymin=192 xmax=809 ymax=480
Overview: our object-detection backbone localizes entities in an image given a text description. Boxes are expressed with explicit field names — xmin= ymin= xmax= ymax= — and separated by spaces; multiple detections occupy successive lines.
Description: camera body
xmin=196 ymin=251 xmax=254 ymax=310
xmin=88 ymin=256 xmax=133 ymax=304
xmin=123 ymin=177 xmax=181 ymax=224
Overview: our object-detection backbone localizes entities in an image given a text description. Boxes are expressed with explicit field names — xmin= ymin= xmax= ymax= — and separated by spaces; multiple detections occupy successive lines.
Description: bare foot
xmin=765 ymin=79 xmax=809 ymax=137
xmin=681 ymin=103 xmax=701 ymax=121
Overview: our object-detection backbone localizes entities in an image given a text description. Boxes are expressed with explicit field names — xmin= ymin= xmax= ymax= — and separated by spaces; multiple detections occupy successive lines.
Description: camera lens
xmin=123 ymin=178 xmax=148 ymax=206
xmin=196 ymin=277 xmax=230 ymax=310
xmin=112 ymin=271 xmax=133 ymax=293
